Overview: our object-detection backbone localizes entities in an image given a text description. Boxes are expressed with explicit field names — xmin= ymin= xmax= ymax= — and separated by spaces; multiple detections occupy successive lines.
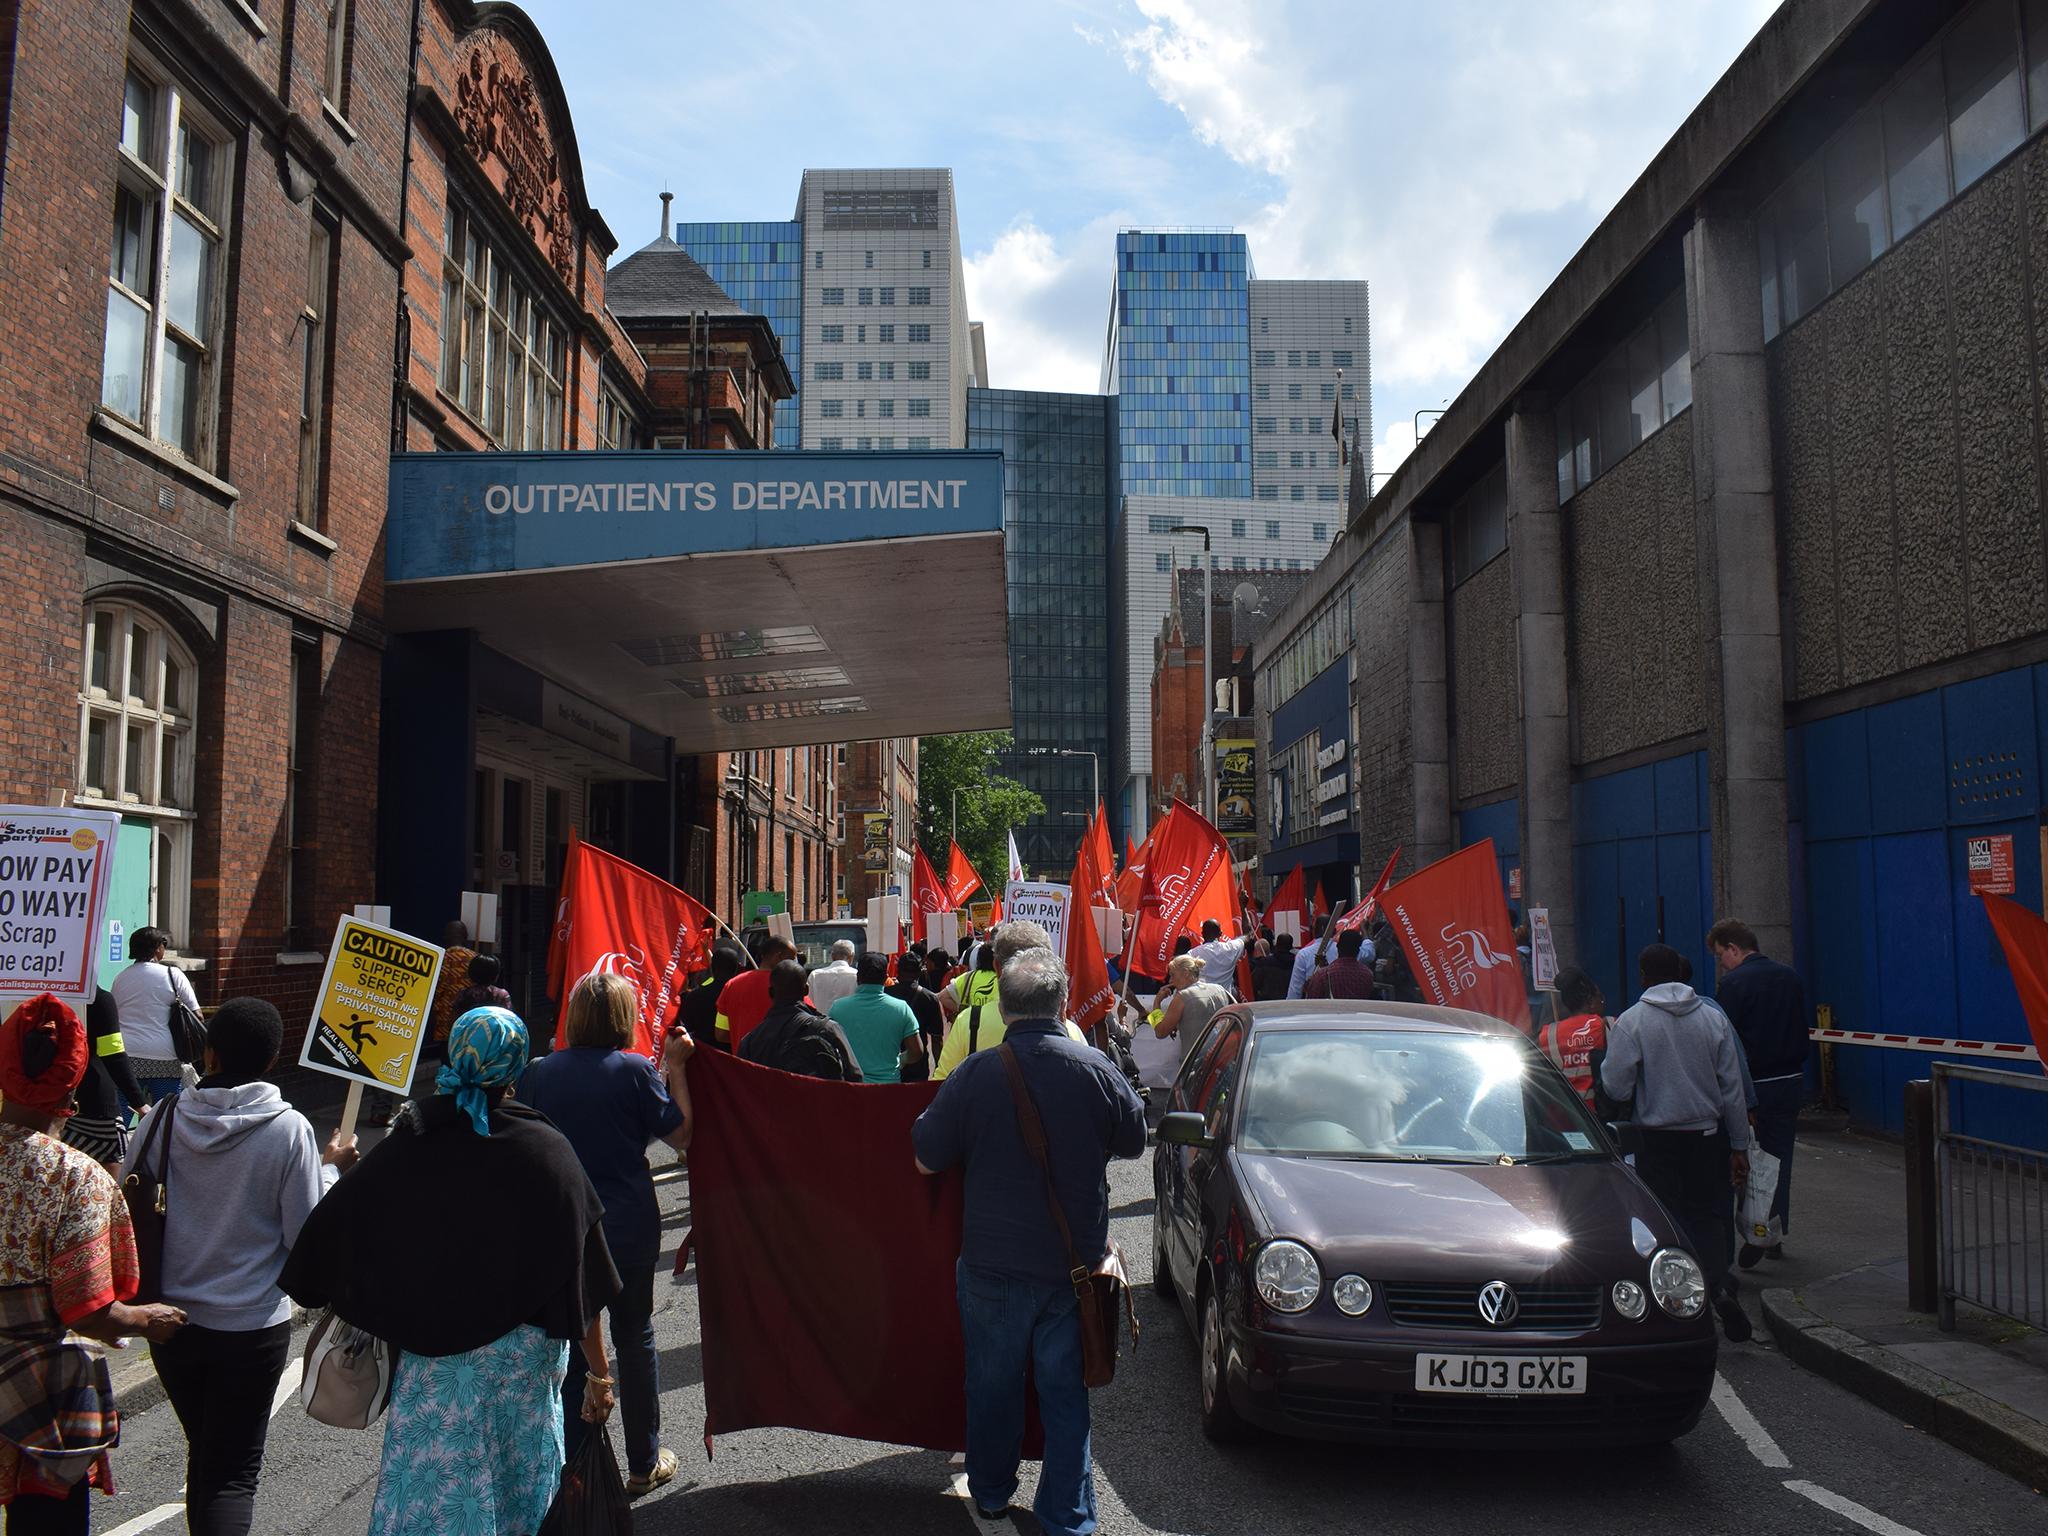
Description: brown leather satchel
xmin=996 ymin=1043 xmax=1138 ymax=1389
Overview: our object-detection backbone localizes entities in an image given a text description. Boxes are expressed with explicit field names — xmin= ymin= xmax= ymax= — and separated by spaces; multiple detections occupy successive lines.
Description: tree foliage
xmin=915 ymin=732 xmax=1044 ymax=897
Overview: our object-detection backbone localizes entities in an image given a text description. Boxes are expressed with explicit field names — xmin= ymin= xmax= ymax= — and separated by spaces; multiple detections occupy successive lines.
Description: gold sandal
xmin=626 ymin=1446 xmax=678 ymax=1497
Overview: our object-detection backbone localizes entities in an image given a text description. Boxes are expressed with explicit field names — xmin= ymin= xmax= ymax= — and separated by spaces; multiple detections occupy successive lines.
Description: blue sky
xmin=524 ymin=0 xmax=1779 ymax=472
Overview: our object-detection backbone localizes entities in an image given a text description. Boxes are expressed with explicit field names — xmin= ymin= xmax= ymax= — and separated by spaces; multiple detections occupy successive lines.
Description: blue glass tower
xmin=1102 ymin=231 xmax=1251 ymax=499
xmin=669 ymin=220 xmax=805 ymax=447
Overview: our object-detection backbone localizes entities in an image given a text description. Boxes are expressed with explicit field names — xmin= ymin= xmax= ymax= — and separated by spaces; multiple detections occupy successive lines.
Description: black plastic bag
xmin=538 ymin=1424 xmax=633 ymax=1536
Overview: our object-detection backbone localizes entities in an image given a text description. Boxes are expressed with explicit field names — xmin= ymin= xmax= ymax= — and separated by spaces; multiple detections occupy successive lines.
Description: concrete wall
xmin=1350 ymin=519 xmax=1415 ymax=873
xmin=1449 ymin=554 xmax=1518 ymax=801
xmin=1564 ymin=413 xmax=1704 ymax=763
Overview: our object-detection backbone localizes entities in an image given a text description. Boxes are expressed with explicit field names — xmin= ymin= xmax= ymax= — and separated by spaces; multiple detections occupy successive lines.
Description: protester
xmin=453 ymin=951 xmax=514 ymax=1017
xmin=680 ymin=940 xmax=745 ymax=1053
xmin=1539 ymin=967 xmax=1610 ymax=1114
xmin=61 ymin=987 xmax=145 ymax=1172
xmin=520 ymin=973 xmax=694 ymax=1498
xmin=1186 ymin=918 xmax=1247 ymax=991
xmin=109 ymin=925 xmax=201 ymax=1104
xmin=933 ymin=923 xmax=1086 ymax=1078
xmin=1153 ymin=954 xmax=1231 ymax=1069
xmin=1 ymin=994 xmax=186 ymax=1533
xmin=921 ymin=948 xmax=953 ymax=995
xmin=425 ymin=919 xmax=479 ymax=1048
xmin=1286 ymin=915 xmax=1332 ymax=999
xmin=888 ymin=952 xmax=945 ymax=1082
xmin=717 ymin=935 xmax=794 ymax=1053
xmin=808 ymin=939 xmax=860 ymax=1013
xmin=132 ymin=997 xmax=357 ymax=1536
xmin=1250 ymin=934 xmax=1294 ymax=1002
xmin=1707 ymin=919 xmax=1808 ymax=1265
xmin=1303 ymin=929 xmax=1379 ymax=1000
xmin=826 ymin=952 xmax=924 ymax=1085
xmin=1599 ymin=944 xmax=1754 ymax=1342
xmin=739 ymin=960 xmax=865 ymax=1081
xmin=912 ymin=950 xmax=1147 ymax=1536
xmin=282 ymin=1008 xmax=621 ymax=1536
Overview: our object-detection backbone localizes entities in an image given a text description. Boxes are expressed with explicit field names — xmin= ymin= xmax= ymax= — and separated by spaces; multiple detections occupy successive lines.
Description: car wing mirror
xmin=1157 ymin=1110 xmax=1216 ymax=1150
xmin=1606 ymin=1120 xmax=1643 ymax=1158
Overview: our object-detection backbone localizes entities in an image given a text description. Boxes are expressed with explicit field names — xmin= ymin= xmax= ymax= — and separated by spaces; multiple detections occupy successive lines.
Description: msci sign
xmin=387 ymin=448 xmax=1003 ymax=582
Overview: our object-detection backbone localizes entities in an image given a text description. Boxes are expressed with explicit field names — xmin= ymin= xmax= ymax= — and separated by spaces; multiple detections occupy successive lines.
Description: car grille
xmin=1277 ymin=1385 xmax=1702 ymax=1440
xmin=1381 ymin=1281 xmax=1605 ymax=1333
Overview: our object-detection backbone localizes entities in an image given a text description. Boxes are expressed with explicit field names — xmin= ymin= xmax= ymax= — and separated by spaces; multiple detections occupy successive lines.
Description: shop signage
xmin=862 ymin=812 xmax=893 ymax=873
xmin=540 ymin=681 xmax=634 ymax=765
xmin=1967 ymin=833 xmax=2016 ymax=896
xmin=1317 ymin=739 xmax=1347 ymax=771
xmin=1316 ymin=774 xmax=1349 ymax=804
xmin=0 ymin=804 xmax=121 ymax=1001
xmin=1215 ymin=738 xmax=1256 ymax=835
xmin=742 ymin=889 xmax=787 ymax=925
xmin=298 ymin=916 xmax=445 ymax=1093
xmin=1318 ymin=806 xmax=1351 ymax=828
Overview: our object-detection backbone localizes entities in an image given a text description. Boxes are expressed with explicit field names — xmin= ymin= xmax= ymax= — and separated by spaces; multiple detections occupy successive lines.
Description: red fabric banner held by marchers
xmin=1380 ymin=840 xmax=1529 ymax=1029
xmin=1978 ymin=894 xmax=2048 ymax=1068
xmin=1130 ymin=799 xmax=1236 ymax=976
xmin=912 ymin=845 xmax=950 ymax=944
xmin=546 ymin=838 xmax=711 ymax=1056
xmin=685 ymin=1049 xmax=1043 ymax=1455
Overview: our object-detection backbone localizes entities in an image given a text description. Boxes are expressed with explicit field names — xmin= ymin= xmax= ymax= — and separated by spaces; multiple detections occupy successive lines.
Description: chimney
xmin=659 ymin=190 xmax=673 ymax=241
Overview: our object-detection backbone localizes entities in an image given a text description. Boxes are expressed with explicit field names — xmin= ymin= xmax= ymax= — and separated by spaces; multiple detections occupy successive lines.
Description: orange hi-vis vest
xmin=1541 ymin=1012 xmax=1607 ymax=1108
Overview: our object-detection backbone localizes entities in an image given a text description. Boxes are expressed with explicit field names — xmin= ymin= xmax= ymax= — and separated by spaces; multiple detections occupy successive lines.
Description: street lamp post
xmin=1168 ymin=523 xmax=1214 ymax=820
xmin=1022 ymin=746 xmax=1099 ymax=814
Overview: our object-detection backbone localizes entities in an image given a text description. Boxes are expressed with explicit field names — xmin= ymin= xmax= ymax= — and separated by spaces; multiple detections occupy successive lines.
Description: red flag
xmin=1379 ymin=840 xmax=1529 ymax=1028
xmin=1333 ymin=846 xmax=1403 ymax=936
xmin=1271 ymin=866 xmax=1307 ymax=928
xmin=1312 ymin=882 xmax=1330 ymax=920
xmin=1085 ymin=804 xmax=1116 ymax=907
xmin=1977 ymin=895 xmax=2048 ymax=1067
xmin=1115 ymin=816 xmax=1164 ymax=913
xmin=548 ymin=840 xmax=713 ymax=1055
xmin=1125 ymin=835 xmax=1139 ymax=870
xmin=911 ymin=845 xmax=950 ymax=944
xmin=945 ymin=841 xmax=983 ymax=908
xmin=1130 ymin=799 xmax=1237 ymax=976
xmin=1066 ymin=838 xmax=1116 ymax=1033
xmin=546 ymin=834 xmax=581 ymax=1003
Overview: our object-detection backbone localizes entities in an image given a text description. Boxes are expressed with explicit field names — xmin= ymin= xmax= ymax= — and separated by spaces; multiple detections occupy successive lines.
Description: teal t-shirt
xmin=827 ymin=985 xmax=920 ymax=1085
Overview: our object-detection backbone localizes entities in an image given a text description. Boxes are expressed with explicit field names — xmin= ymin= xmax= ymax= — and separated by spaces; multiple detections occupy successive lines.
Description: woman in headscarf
xmin=281 ymin=1007 xmax=619 ymax=1536
xmin=1 ymin=994 xmax=186 ymax=1534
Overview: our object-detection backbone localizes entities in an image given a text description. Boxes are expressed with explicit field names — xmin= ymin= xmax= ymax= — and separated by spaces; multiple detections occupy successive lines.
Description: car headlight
xmin=1611 ymin=1279 xmax=1647 ymax=1321
xmin=1332 ymin=1274 xmax=1373 ymax=1316
xmin=1253 ymin=1240 xmax=1322 ymax=1313
xmin=1648 ymin=1247 xmax=1706 ymax=1319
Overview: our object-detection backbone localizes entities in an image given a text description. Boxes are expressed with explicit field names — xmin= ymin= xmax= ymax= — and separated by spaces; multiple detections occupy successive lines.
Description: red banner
xmin=911 ymin=845 xmax=949 ymax=943
xmin=1130 ymin=799 xmax=1236 ymax=976
xmin=1978 ymin=894 xmax=2048 ymax=1068
xmin=1115 ymin=816 xmax=1164 ymax=914
xmin=944 ymin=841 xmax=983 ymax=908
xmin=1067 ymin=833 xmax=1117 ymax=1032
xmin=1271 ymin=866 xmax=1307 ymax=928
xmin=1077 ymin=802 xmax=1117 ymax=910
xmin=546 ymin=837 xmax=713 ymax=1055
xmin=1380 ymin=840 xmax=1528 ymax=1028
xmin=1333 ymin=847 xmax=1402 ymax=936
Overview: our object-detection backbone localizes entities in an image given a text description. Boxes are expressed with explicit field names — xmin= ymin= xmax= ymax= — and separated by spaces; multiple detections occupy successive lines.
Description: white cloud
xmin=1113 ymin=0 xmax=1310 ymax=177
xmin=964 ymin=216 xmax=1123 ymax=393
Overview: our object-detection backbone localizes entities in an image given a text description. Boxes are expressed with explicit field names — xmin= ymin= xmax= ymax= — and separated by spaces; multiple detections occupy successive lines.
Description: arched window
xmin=77 ymin=600 xmax=196 ymax=945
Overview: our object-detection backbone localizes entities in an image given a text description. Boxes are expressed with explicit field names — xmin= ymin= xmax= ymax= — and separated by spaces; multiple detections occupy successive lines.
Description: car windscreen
xmin=1237 ymin=1029 xmax=1607 ymax=1162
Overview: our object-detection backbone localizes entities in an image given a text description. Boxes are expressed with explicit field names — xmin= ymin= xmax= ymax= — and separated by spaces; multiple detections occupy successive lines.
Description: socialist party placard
xmin=0 ymin=805 xmax=122 ymax=1001
xmin=299 ymin=915 xmax=445 ymax=1091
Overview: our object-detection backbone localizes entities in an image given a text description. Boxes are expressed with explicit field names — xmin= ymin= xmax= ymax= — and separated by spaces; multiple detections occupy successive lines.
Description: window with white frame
xmin=103 ymin=63 xmax=232 ymax=466
xmin=324 ymin=0 xmax=353 ymax=109
xmin=596 ymin=383 xmax=642 ymax=449
xmin=298 ymin=212 xmax=337 ymax=528
xmin=438 ymin=203 xmax=566 ymax=448
xmin=77 ymin=601 xmax=197 ymax=944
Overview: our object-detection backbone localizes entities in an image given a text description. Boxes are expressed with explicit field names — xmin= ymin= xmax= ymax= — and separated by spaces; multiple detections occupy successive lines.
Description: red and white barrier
xmin=1810 ymin=1027 xmax=2040 ymax=1064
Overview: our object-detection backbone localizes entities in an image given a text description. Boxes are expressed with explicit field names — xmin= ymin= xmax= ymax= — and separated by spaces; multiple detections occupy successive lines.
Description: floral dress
xmin=367 ymin=1324 xmax=570 ymax=1536
xmin=0 ymin=1123 xmax=138 ymax=1504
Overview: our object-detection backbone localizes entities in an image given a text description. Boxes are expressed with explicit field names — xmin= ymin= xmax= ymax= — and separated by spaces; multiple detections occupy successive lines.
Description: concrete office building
xmin=967 ymin=388 xmax=1117 ymax=876
xmin=1250 ymin=0 xmax=2048 ymax=1138
xmin=1250 ymin=279 xmax=1371 ymax=521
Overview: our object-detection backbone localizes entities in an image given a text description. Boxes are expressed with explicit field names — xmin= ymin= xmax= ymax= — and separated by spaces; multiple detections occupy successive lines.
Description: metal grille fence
xmin=1935 ymin=1062 xmax=2048 ymax=1332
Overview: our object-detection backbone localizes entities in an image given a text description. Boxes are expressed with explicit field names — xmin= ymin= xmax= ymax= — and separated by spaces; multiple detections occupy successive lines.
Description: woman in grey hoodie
xmin=119 ymin=997 xmax=357 ymax=1536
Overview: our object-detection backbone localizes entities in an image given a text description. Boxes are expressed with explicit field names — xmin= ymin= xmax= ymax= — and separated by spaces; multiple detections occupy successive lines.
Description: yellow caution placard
xmin=297 ymin=915 xmax=444 ymax=1090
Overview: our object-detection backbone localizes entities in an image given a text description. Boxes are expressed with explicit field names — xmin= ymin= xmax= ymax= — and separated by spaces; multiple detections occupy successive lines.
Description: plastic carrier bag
xmin=1739 ymin=1146 xmax=1785 ymax=1250
xmin=538 ymin=1423 xmax=633 ymax=1536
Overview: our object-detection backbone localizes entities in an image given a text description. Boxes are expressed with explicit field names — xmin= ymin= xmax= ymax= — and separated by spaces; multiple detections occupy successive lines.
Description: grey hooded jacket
xmin=1600 ymin=983 xmax=1752 ymax=1148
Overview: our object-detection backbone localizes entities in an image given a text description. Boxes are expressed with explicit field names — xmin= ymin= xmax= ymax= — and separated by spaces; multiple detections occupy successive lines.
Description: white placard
xmin=1528 ymin=906 xmax=1559 ymax=992
xmin=1091 ymin=904 xmax=1124 ymax=956
xmin=865 ymin=895 xmax=903 ymax=954
xmin=1004 ymin=881 xmax=1072 ymax=961
xmin=351 ymin=904 xmax=392 ymax=928
xmin=0 ymin=804 xmax=121 ymax=1001
xmin=932 ymin=909 xmax=961 ymax=956
xmin=766 ymin=911 xmax=795 ymax=945
xmin=459 ymin=890 xmax=499 ymax=946
xmin=1272 ymin=910 xmax=1302 ymax=944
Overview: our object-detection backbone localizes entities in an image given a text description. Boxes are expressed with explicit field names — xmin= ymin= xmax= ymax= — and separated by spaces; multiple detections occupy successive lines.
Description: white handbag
xmin=300 ymin=1308 xmax=395 ymax=1428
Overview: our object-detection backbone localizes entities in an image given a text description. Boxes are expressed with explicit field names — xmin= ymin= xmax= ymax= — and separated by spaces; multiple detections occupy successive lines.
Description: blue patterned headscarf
xmin=435 ymin=1007 xmax=529 ymax=1135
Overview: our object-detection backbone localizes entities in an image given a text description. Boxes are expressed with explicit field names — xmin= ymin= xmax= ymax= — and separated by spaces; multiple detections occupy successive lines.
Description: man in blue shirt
xmin=827 ymin=951 xmax=924 ymax=1083
xmin=912 ymin=949 xmax=1146 ymax=1536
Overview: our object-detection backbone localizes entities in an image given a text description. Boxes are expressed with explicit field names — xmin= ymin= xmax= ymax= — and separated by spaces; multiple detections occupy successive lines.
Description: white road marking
xmin=270 ymin=1356 xmax=305 ymax=1418
xmin=1784 ymin=1480 xmax=1929 ymax=1536
xmin=101 ymin=1505 xmax=184 ymax=1536
xmin=1712 ymin=1372 xmax=1791 ymax=1468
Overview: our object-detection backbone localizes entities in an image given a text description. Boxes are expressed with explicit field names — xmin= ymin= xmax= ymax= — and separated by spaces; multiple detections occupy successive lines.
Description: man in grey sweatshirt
xmin=123 ymin=997 xmax=355 ymax=1535
xmin=1601 ymin=943 xmax=1754 ymax=1342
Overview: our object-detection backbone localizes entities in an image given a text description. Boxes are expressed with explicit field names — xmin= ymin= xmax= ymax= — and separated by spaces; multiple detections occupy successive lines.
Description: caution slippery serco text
xmin=297 ymin=915 xmax=444 ymax=1091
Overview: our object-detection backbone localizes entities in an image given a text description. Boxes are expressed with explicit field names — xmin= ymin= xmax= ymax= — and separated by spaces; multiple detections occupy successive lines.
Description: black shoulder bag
xmin=121 ymin=1094 xmax=177 ymax=1302
xmin=163 ymin=963 xmax=207 ymax=1066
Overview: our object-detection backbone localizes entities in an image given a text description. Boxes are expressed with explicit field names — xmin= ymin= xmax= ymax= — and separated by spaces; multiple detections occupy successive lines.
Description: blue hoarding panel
xmin=1867 ymin=693 xmax=1946 ymax=834
xmin=1802 ymin=712 xmax=1871 ymax=841
xmin=1654 ymin=753 xmax=1701 ymax=834
xmin=1872 ymin=830 xmax=1955 ymax=1037
xmin=387 ymin=450 xmax=1005 ymax=582
xmin=1942 ymin=671 xmax=2038 ymax=825
xmin=1575 ymin=841 xmax=1622 ymax=1009
xmin=1951 ymin=818 xmax=2037 ymax=1049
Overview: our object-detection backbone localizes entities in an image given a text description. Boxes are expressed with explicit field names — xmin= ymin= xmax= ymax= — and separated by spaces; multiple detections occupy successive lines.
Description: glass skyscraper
xmin=668 ymin=220 xmax=805 ymax=446
xmin=966 ymin=388 xmax=1116 ymax=877
xmin=1102 ymin=231 xmax=1251 ymax=500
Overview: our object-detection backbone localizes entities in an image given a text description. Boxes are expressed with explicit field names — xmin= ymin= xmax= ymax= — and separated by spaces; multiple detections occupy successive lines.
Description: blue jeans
xmin=563 ymin=1257 xmax=661 ymax=1477
xmin=956 ymin=1260 xmax=1095 ymax=1536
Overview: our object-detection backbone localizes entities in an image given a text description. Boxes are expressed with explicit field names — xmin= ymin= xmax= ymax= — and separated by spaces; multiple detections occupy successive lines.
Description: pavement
xmin=79 ymin=1103 xmax=2048 ymax=1535
xmin=1756 ymin=1123 xmax=2048 ymax=1489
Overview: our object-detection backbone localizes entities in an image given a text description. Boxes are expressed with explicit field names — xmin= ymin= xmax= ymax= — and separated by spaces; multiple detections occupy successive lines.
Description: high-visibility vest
xmin=1540 ymin=1012 xmax=1607 ymax=1108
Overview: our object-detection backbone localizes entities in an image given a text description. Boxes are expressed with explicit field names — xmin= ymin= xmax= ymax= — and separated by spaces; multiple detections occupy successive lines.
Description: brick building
xmin=0 ymin=0 xmax=410 ymax=1021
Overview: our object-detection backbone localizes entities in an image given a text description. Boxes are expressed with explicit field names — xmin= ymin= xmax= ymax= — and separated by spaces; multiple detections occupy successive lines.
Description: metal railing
xmin=1934 ymin=1062 xmax=2048 ymax=1332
